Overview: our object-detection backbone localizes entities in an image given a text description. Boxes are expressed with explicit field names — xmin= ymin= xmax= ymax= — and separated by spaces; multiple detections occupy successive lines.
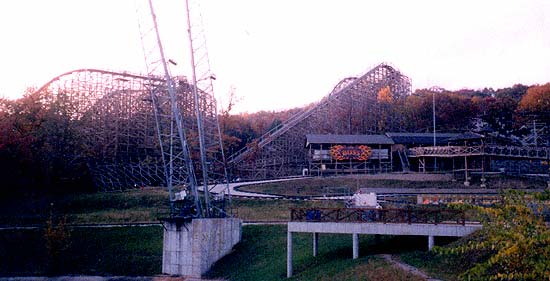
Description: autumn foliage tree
xmin=518 ymin=83 xmax=550 ymax=124
xmin=435 ymin=191 xmax=550 ymax=280
xmin=0 ymin=81 xmax=547 ymax=193
xmin=0 ymin=90 xmax=89 ymax=193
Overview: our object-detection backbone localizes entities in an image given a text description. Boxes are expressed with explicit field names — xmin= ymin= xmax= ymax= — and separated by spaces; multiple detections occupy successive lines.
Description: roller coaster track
xmin=227 ymin=63 xmax=411 ymax=168
xmin=34 ymin=68 xmax=221 ymax=191
xmin=35 ymin=68 xmax=162 ymax=94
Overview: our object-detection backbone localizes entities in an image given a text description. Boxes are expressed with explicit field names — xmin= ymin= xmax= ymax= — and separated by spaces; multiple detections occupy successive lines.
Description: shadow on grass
xmin=205 ymin=225 xmax=456 ymax=281
xmin=0 ymin=226 xmax=162 ymax=276
xmin=0 ymin=223 xmax=461 ymax=279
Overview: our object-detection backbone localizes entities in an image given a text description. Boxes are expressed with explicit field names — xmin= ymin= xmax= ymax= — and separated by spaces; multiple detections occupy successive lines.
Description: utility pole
xmin=432 ymin=89 xmax=437 ymax=172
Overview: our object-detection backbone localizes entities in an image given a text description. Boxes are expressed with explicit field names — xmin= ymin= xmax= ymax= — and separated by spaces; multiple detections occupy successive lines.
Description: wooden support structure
xmin=228 ymin=63 xmax=412 ymax=180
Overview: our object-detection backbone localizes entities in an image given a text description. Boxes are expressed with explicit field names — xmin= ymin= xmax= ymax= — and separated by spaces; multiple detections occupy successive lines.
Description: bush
xmin=434 ymin=191 xmax=550 ymax=280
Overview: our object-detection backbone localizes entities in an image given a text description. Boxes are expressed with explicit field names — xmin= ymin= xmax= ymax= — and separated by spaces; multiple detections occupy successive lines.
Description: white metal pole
xmin=433 ymin=91 xmax=437 ymax=172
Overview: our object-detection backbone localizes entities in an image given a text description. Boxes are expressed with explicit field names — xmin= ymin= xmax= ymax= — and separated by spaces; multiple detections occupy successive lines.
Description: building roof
xmin=385 ymin=132 xmax=460 ymax=146
xmin=305 ymin=134 xmax=394 ymax=146
xmin=447 ymin=132 xmax=485 ymax=142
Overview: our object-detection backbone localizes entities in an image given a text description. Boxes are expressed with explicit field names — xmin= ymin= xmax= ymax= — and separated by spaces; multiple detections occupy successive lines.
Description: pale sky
xmin=0 ymin=0 xmax=549 ymax=113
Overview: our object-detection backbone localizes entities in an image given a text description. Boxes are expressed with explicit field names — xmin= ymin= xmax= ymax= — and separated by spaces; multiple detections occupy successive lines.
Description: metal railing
xmin=290 ymin=207 xmax=466 ymax=225
xmin=410 ymin=145 xmax=549 ymax=160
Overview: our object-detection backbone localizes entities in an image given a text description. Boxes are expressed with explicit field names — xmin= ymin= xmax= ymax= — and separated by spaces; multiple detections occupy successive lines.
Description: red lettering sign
xmin=330 ymin=145 xmax=372 ymax=161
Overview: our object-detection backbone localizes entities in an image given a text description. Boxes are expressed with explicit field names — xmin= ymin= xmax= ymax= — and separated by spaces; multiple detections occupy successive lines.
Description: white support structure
xmin=313 ymin=232 xmax=319 ymax=257
xmin=287 ymin=231 xmax=293 ymax=278
xmin=352 ymin=233 xmax=359 ymax=259
xmin=286 ymin=221 xmax=482 ymax=278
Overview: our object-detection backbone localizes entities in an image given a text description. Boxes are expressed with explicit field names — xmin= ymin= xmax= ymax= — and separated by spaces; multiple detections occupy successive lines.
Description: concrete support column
xmin=428 ymin=235 xmax=435 ymax=251
xmin=352 ymin=233 xmax=359 ymax=259
xmin=287 ymin=231 xmax=293 ymax=278
xmin=312 ymin=232 xmax=319 ymax=257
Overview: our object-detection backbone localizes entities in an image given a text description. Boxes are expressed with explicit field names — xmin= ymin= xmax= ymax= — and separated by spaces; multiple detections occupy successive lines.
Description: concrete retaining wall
xmin=162 ymin=218 xmax=242 ymax=277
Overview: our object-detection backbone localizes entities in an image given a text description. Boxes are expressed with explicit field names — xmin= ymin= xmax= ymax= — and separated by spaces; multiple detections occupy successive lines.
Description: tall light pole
xmin=430 ymin=87 xmax=442 ymax=172
xmin=433 ymin=90 xmax=436 ymax=147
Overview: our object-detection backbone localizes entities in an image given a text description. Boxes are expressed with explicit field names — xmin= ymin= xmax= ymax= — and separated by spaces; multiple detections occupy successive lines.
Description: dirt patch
xmin=379 ymin=254 xmax=441 ymax=281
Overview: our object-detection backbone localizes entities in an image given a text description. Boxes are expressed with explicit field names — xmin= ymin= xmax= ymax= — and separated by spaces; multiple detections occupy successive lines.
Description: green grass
xmin=232 ymin=198 xmax=343 ymax=221
xmin=398 ymin=235 xmax=478 ymax=281
xmin=398 ymin=251 xmax=461 ymax=281
xmin=0 ymin=224 xmax=461 ymax=279
xmin=206 ymin=225 xmax=441 ymax=281
xmin=0 ymin=188 xmax=170 ymax=225
xmin=237 ymin=177 xmax=461 ymax=197
xmin=238 ymin=174 xmax=547 ymax=197
xmin=0 ymin=188 xmax=346 ymax=226
xmin=1 ymin=173 xmax=543 ymax=226
xmin=0 ymin=226 xmax=162 ymax=276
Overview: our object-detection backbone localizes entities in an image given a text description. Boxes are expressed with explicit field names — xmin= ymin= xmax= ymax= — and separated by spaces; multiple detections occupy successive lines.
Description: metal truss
xmin=411 ymin=144 xmax=550 ymax=160
xmin=133 ymin=0 xmax=229 ymax=218
xmin=34 ymin=69 xmax=224 ymax=193
xmin=523 ymin=120 xmax=548 ymax=147
xmin=228 ymin=63 xmax=412 ymax=180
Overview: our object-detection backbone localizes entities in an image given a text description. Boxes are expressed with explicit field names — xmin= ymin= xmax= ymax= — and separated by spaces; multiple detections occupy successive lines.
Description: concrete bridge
xmin=286 ymin=208 xmax=482 ymax=278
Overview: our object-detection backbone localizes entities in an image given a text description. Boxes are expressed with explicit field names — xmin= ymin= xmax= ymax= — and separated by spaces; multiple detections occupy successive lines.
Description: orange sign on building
xmin=330 ymin=145 xmax=372 ymax=161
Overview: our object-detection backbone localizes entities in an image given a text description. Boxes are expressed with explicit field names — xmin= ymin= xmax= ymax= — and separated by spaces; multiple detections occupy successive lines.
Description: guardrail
xmin=290 ymin=207 xmax=466 ymax=225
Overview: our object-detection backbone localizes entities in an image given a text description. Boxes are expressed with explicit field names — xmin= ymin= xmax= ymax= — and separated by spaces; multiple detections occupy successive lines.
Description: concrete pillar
xmin=312 ymin=232 xmax=319 ymax=257
xmin=162 ymin=218 xmax=241 ymax=277
xmin=352 ymin=233 xmax=359 ymax=259
xmin=428 ymin=235 xmax=435 ymax=251
xmin=287 ymin=231 xmax=293 ymax=278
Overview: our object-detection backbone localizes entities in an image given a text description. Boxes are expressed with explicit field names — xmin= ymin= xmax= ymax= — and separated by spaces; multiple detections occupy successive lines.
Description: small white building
xmin=350 ymin=189 xmax=380 ymax=208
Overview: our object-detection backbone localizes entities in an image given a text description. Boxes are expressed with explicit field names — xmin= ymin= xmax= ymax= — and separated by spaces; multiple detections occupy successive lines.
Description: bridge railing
xmin=290 ymin=207 xmax=466 ymax=225
xmin=409 ymin=145 xmax=483 ymax=157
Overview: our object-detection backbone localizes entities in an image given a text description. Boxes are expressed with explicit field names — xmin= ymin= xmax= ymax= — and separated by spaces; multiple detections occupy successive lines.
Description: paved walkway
xmin=202 ymin=173 xmax=542 ymax=199
xmin=204 ymin=178 xmax=301 ymax=198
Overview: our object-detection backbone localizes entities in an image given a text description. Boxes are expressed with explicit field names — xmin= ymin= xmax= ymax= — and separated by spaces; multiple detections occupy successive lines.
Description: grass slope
xmin=238 ymin=175 xmax=546 ymax=197
xmin=206 ymin=225 xmax=436 ymax=281
xmin=0 ymin=224 xmax=458 ymax=279
xmin=0 ymin=189 xmax=343 ymax=225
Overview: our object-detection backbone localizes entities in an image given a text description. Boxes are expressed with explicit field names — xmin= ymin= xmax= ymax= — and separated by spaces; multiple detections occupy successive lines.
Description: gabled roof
xmin=306 ymin=134 xmax=394 ymax=146
xmin=385 ymin=132 xmax=460 ymax=146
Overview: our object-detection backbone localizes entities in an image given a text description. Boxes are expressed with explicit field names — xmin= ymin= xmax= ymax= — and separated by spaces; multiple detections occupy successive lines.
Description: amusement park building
xmin=305 ymin=134 xmax=394 ymax=175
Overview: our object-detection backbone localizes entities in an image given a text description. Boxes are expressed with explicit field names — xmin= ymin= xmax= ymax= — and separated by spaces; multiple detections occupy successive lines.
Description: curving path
xmin=205 ymin=178 xmax=301 ymax=198
xmin=203 ymin=173 xmax=542 ymax=199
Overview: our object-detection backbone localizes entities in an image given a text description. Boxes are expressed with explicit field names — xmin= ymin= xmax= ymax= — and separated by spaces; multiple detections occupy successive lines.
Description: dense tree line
xmin=0 ymin=90 xmax=91 ymax=193
xmin=221 ymin=83 xmax=548 ymax=152
xmin=1 ymin=83 xmax=549 ymax=192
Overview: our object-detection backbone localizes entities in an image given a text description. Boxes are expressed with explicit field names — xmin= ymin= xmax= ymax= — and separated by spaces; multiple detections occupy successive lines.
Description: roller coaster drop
xmin=228 ymin=63 xmax=412 ymax=179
